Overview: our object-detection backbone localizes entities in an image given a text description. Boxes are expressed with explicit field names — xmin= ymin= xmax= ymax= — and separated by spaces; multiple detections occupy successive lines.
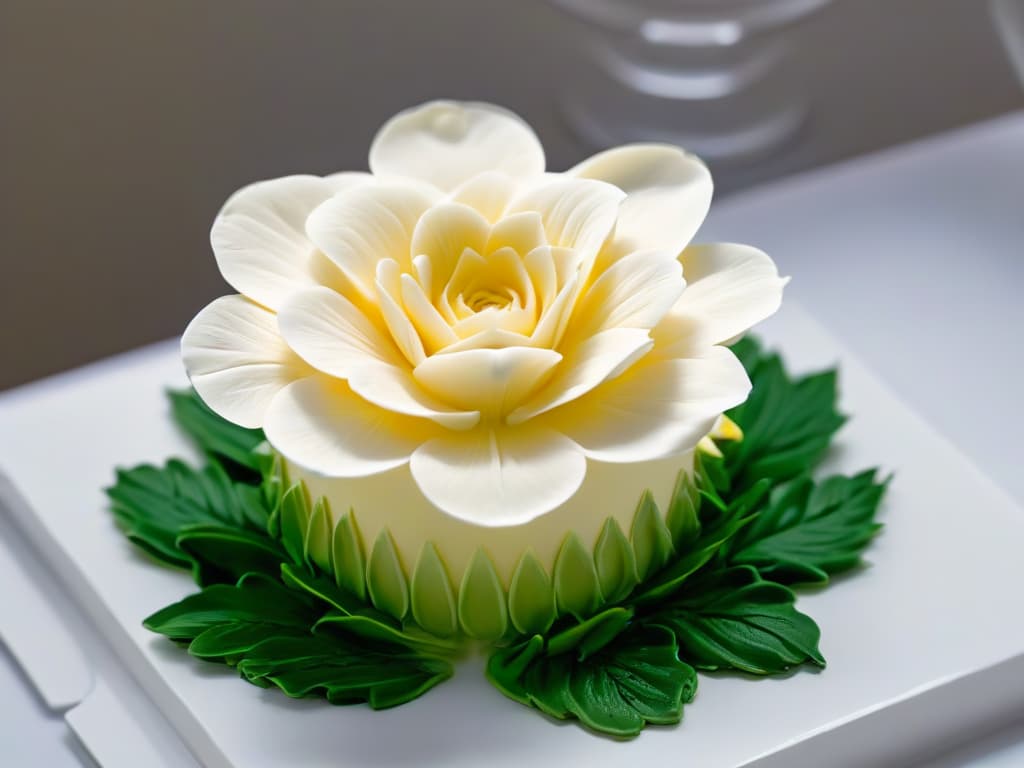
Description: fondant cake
xmin=109 ymin=100 xmax=885 ymax=738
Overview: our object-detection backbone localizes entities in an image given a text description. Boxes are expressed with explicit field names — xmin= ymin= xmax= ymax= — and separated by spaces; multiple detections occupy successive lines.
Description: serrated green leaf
xmin=728 ymin=471 xmax=886 ymax=584
xmin=508 ymin=550 xmax=556 ymax=635
xmin=107 ymin=460 xmax=273 ymax=574
xmin=553 ymin=532 xmax=602 ymax=621
xmin=665 ymin=470 xmax=701 ymax=549
xmin=487 ymin=625 xmax=695 ymax=739
xmin=304 ymin=497 xmax=333 ymax=573
xmin=366 ymin=529 xmax=409 ymax=621
xmin=332 ymin=510 xmax=367 ymax=601
xmin=458 ymin=549 xmax=508 ymax=641
xmin=167 ymin=389 xmax=265 ymax=479
xmin=279 ymin=484 xmax=310 ymax=565
xmin=176 ymin=525 xmax=286 ymax=586
xmin=410 ymin=543 xmax=458 ymax=638
xmin=648 ymin=566 xmax=825 ymax=675
xmin=630 ymin=491 xmax=674 ymax=581
xmin=593 ymin=518 xmax=637 ymax=605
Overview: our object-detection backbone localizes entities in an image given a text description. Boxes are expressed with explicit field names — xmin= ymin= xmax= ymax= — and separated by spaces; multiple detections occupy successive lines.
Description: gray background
xmin=2 ymin=0 xmax=1021 ymax=390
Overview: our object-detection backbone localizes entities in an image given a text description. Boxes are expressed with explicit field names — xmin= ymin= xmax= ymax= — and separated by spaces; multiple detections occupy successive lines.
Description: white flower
xmin=182 ymin=100 xmax=786 ymax=532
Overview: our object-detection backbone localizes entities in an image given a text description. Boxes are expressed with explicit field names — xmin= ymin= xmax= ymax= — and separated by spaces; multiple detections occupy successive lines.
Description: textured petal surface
xmin=210 ymin=175 xmax=337 ymax=310
xmin=672 ymin=243 xmax=788 ymax=345
xmin=410 ymin=203 xmax=490 ymax=296
xmin=181 ymin=295 xmax=309 ymax=428
xmin=508 ymin=327 xmax=653 ymax=424
xmin=570 ymin=144 xmax=712 ymax=257
xmin=414 ymin=347 xmax=561 ymax=417
xmin=370 ymin=101 xmax=545 ymax=192
xmin=409 ymin=425 xmax=586 ymax=526
xmin=264 ymin=377 xmax=433 ymax=477
xmin=450 ymin=171 xmax=518 ymax=223
xmin=508 ymin=177 xmax=624 ymax=266
xmin=345 ymin=363 xmax=480 ymax=431
xmin=553 ymin=346 xmax=751 ymax=463
xmin=306 ymin=183 xmax=435 ymax=299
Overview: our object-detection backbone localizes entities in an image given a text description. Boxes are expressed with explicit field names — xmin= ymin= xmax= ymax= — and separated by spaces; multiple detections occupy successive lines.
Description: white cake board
xmin=2 ymin=300 xmax=1023 ymax=768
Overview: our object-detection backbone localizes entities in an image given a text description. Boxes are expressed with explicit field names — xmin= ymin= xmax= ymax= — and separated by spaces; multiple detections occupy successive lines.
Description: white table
xmin=2 ymin=111 xmax=1023 ymax=767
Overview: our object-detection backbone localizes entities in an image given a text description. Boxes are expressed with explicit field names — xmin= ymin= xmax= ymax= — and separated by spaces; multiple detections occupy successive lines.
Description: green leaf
xmin=304 ymin=497 xmax=333 ymax=573
xmin=508 ymin=550 xmax=556 ymax=635
xmin=331 ymin=510 xmax=367 ymax=601
xmin=107 ymin=460 xmax=272 ymax=573
xmin=366 ymin=529 xmax=409 ymax=621
xmin=487 ymin=625 xmax=696 ymax=739
xmin=546 ymin=606 xmax=634 ymax=659
xmin=665 ymin=470 xmax=701 ymax=549
xmin=593 ymin=518 xmax=638 ymax=605
xmin=410 ymin=543 xmax=459 ymax=638
xmin=630 ymin=491 xmax=674 ymax=582
xmin=458 ymin=549 xmax=508 ymax=641
xmin=279 ymin=484 xmax=311 ymax=565
xmin=648 ymin=566 xmax=825 ymax=675
xmin=724 ymin=341 xmax=846 ymax=491
xmin=176 ymin=525 xmax=286 ymax=586
xmin=553 ymin=532 xmax=602 ymax=621
xmin=167 ymin=389 xmax=265 ymax=478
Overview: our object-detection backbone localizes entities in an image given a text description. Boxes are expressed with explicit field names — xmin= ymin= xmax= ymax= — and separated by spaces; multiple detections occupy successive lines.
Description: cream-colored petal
xmin=369 ymin=101 xmax=545 ymax=192
xmin=572 ymin=249 xmax=685 ymax=337
xmin=507 ymin=177 xmax=624 ymax=267
xmin=409 ymin=425 xmax=586 ymax=526
xmin=375 ymin=259 xmax=427 ymax=365
xmin=399 ymin=274 xmax=459 ymax=353
xmin=210 ymin=175 xmax=337 ymax=310
xmin=437 ymin=328 xmax=533 ymax=354
xmin=306 ymin=183 xmax=435 ymax=299
xmin=450 ymin=171 xmax=518 ymax=222
xmin=346 ymin=362 xmax=480 ymax=431
xmin=413 ymin=346 xmax=561 ymax=417
xmin=530 ymin=268 xmax=581 ymax=349
xmin=508 ymin=327 xmax=653 ymax=424
xmin=671 ymin=242 xmax=788 ymax=345
xmin=181 ymin=295 xmax=309 ymax=429
xmin=264 ymin=377 xmax=434 ymax=477
xmin=323 ymin=171 xmax=374 ymax=193
xmin=277 ymin=286 xmax=403 ymax=377
xmin=552 ymin=346 xmax=751 ymax=463
xmin=570 ymin=144 xmax=712 ymax=257
xmin=523 ymin=245 xmax=558 ymax=309
xmin=485 ymin=211 xmax=547 ymax=257
xmin=410 ymin=203 xmax=490 ymax=297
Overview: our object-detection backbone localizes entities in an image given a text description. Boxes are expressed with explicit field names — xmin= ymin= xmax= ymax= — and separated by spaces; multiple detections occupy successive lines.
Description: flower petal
xmin=572 ymin=248 xmax=685 ymax=337
xmin=410 ymin=203 xmax=490 ymax=297
xmin=369 ymin=101 xmax=545 ymax=192
xmin=400 ymin=274 xmax=459 ymax=353
xmin=346 ymin=362 xmax=480 ymax=431
xmin=306 ymin=183 xmax=435 ymax=299
xmin=409 ymin=425 xmax=586 ymax=526
xmin=376 ymin=258 xmax=427 ymax=365
xmin=450 ymin=171 xmax=518 ymax=222
xmin=210 ymin=175 xmax=338 ymax=310
xmin=552 ymin=346 xmax=751 ymax=463
xmin=672 ymin=242 xmax=788 ymax=345
xmin=264 ymin=377 xmax=435 ymax=477
xmin=569 ymin=144 xmax=712 ymax=257
xmin=278 ymin=286 xmax=403 ymax=376
xmin=413 ymin=347 xmax=561 ymax=417
xmin=508 ymin=327 xmax=653 ymax=424
xmin=485 ymin=211 xmax=547 ymax=257
xmin=181 ymin=295 xmax=310 ymax=428
xmin=507 ymin=177 xmax=624 ymax=267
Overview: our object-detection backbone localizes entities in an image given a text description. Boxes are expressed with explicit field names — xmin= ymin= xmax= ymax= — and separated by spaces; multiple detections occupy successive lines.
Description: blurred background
xmin=1 ymin=0 xmax=1022 ymax=390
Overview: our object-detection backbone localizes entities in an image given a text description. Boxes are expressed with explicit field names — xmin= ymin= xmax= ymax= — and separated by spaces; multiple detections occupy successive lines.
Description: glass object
xmin=550 ymin=0 xmax=834 ymax=164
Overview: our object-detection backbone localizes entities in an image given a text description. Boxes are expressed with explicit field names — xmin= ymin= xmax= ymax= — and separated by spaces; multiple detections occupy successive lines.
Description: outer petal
xmin=672 ymin=243 xmax=788 ymax=345
xmin=413 ymin=347 xmax=561 ymax=417
xmin=570 ymin=144 xmax=712 ymax=257
xmin=210 ymin=175 xmax=338 ymax=310
xmin=306 ymin=183 xmax=435 ymax=299
xmin=181 ymin=295 xmax=310 ymax=429
xmin=264 ymin=377 xmax=435 ymax=477
xmin=409 ymin=425 xmax=586 ymax=526
xmin=507 ymin=177 xmax=624 ymax=268
xmin=552 ymin=346 xmax=751 ymax=463
xmin=508 ymin=327 xmax=653 ymax=424
xmin=369 ymin=101 xmax=545 ymax=192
